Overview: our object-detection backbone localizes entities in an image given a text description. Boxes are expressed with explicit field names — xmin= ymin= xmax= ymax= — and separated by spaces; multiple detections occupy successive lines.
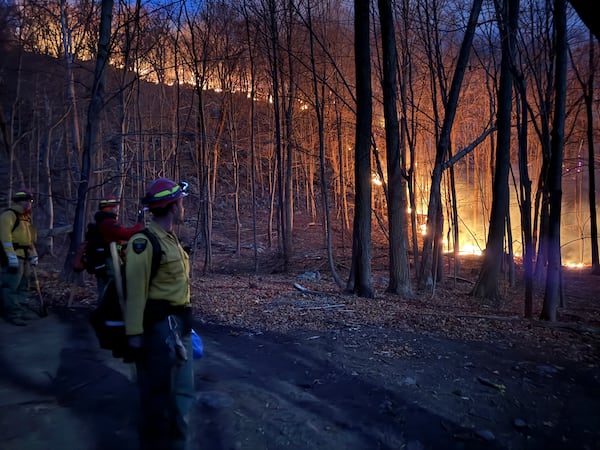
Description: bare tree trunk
xmin=335 ymin=103 xmax=350 ymax=240
xmin=347 ymin=0 xmax=373 ymax=298
xmin=62 ymin=0 xmax=113 ymax=280
xmin=59 ymin=0 xmax=82 ymax=202
xmin=418 ymin=0 xmax=483 ymax=289
xmin=541 ymin=0 xmax=567 ymax=321
xmin=264 ymin=0 xmax=286 ymax=265
xmin=40 ymin=99 xmax=68 ymax=258
xmin=306 ymin=0 xmax=343 ymax=287
xmin=378 ymin=0 xmax=411 ymax=296
xmin=472 ymin=0 xmax=518 ymax=300
xmin=183 ymin=3 xmax=212 ymax=272
xmin=571 ymin=31 xmax=600 ymax=273
xmin=242 ymin=1 xmax=259 ymax=272
xmin=115 ymin=0 xmax=141 ymax=200
xmin=515 ymin=73 xmax=534 ymax=317
xmin=396 ymin=0 xmax=420 ymax=272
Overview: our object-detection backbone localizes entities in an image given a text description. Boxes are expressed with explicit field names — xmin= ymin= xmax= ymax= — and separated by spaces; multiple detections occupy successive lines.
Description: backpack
xmin=0 ymin=209 xmax=20 ymax=267
xmin=89 ymin=228 xmax=162 ymax=359
xmin=74 ymin=222 xmax=108 ymax=275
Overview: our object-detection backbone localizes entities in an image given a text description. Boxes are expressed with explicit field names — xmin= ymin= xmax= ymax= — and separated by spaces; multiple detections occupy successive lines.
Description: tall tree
xmin=62 ymin=0 xmax=114 ymax=280
xmin=472 ymin=0 xmax=519 ymax=299
xmin=347 ymin=0 xmax=373 ymax=298
xmin=305 ymin=0 xmax=343 ymax=287
xmin=183 ymin=1 xmax=212 ymax=271
xmin=541 ymin=0 xmax=568 ymax=321
xmin=262 ymin=0 xmax=287 ymax=265
xmin=418 ymin=0 xmax=483 ymax=289
xmin=241 ymin=0 xmax=260 ymax=271
xmin=570 ymin=32 xmax=599 ymax=274
xmin=378 ymin=0 xmax=411 ymax=295
xmin=514 ymin=55 xmax=534 ymax=317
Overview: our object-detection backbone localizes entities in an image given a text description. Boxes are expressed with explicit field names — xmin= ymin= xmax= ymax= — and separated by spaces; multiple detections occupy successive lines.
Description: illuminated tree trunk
xmin=241 ymin=3 xmax=259 ymax=272
xmin=306 ymin=0 xmax=343 ymax=287
xmin=183 ymin=3 xmax=212 ymax=272
xmin=573 ymin=32 xmax=600 ymax=273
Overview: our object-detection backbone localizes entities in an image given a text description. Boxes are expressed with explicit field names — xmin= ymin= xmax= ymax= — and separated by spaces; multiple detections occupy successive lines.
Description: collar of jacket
xmin=94 ymin=210 xmax=118 ymax=223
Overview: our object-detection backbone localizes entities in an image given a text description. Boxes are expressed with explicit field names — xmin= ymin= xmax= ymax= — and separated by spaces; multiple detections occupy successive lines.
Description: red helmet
xmin=142 ymin=178 xmax=188 ymax=209
xmin=12 ymin=188 xmax=34 ymax=202
xmin=99 ymin=195 xmax=120 ymax=210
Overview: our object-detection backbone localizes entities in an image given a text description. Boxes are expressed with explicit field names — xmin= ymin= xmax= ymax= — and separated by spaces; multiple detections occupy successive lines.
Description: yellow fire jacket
xmin=0 ymin=205 xmax=37 ymax=258
xmin=124 ymin=221 xmax=190 ymax=336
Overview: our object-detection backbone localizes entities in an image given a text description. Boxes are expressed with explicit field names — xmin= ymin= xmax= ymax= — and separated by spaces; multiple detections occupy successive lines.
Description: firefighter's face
xmin=173 ymin=198 xmax=184 ymax=224
xmin=20 ymin=199 xmax=33 ymax=212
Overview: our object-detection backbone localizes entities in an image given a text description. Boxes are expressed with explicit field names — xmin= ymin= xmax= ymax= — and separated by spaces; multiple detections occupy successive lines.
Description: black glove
xmin=123 ymin=335 xmax=145 ymax=363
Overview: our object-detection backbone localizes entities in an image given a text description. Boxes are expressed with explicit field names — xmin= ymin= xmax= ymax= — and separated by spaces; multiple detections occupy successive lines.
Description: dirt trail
xmin=1 ymin=305 xmax=598 ymax=450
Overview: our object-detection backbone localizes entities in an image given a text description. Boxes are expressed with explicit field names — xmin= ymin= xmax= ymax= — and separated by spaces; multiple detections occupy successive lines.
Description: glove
xmin=123 ymin=335 xmax=145 ymax=363
xmin=29 ymin=255 xmax=39 ymax=266
xmin=6 ymin=252 xmax=18 ymax=269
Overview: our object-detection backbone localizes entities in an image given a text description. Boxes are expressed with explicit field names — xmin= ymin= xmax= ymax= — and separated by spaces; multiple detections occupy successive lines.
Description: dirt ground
xmin=1 ymin=250 xmax=599 ymax=450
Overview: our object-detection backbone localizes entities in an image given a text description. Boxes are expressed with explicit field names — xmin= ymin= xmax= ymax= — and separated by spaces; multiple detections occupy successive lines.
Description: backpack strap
xmin=4 ymin=208 xmax=20 ymax=232
xmin=140 ymin=228 xmax=162 ymax=283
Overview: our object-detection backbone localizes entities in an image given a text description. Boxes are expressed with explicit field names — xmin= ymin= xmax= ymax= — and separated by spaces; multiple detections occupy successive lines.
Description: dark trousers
xmin=136 ymin=316 xmax=194 ymax=450
xmin=1 ymin=261 xmax=30 ymax=319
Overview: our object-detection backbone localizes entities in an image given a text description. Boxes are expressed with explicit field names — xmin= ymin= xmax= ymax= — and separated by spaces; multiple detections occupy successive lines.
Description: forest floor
xmin=1 ymin=225 xmax=599 ymax=450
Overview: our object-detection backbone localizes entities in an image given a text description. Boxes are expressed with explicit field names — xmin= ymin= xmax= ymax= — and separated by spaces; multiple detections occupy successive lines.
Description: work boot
xmin=5 ymin=316 xmax=27 ymax=326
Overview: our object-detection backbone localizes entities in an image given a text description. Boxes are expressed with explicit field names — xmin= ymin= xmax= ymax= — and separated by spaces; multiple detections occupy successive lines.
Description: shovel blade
xmin=36 ymin=293 xmax=48 ymax=317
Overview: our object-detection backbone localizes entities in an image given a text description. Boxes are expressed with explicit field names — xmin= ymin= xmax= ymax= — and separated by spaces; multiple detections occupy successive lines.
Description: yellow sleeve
xmin=124 ymin=233 xmax=153 ymax=335
xmin=0 ymin=210 xmax=17 ymax=254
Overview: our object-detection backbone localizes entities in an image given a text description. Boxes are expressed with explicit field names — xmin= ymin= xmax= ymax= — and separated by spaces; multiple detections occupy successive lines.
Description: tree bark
xmin=418 ymin=0 xmax=483 ymax=290
xmin=472 ymin=0 xmax=518 ymax=300
xmin=62 ymin=0 xmax=113 ymax=281
xmin=378 ymin=0 xmax=411 ymax=296
xmin=347 ymin=0 xmax=373 ymax=298
xmin=541 ymin=0 xmax=568 ymax=321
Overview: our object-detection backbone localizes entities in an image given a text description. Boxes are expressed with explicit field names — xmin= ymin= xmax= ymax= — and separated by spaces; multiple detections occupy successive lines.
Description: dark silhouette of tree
xmin=418 ymin=0 xmax=483 ymax=290
xmin=347 ymin=0 xmax=373 ymax=298
xmin=472 ymin=0 xmax=519 ymax=300
xmin=541 ymin=0 xmax=568 ymax=321
xmin=241 ymin=0 xmax=260 ymax=272
xmin=570 ymin=32 xmax=600 ymax=274
xmin=62 ymin=0 xmax=113 ymax=280
xmin=304 ymin=0 xmax=343 ymax=287
xmin=514 ymin=57 xmax=535 ymax=317
xmin=378 ymin=0 xmax=411 ymax=296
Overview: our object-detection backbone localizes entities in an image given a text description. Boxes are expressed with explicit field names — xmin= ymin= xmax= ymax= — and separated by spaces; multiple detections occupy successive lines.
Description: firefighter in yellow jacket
xmin=124 ymin=178 xmax=193 ymax=450
xmin=0 ymin=188 xmax=39 ymax=326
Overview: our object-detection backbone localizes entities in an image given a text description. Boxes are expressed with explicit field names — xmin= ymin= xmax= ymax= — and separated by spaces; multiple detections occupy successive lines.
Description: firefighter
xmin=0 ymin=188 xmax=39 ymax=326
xmin=94 ymin=195 xmax=144 ymax=303
xmin=124 ymin=178 xmax=194 ymax=450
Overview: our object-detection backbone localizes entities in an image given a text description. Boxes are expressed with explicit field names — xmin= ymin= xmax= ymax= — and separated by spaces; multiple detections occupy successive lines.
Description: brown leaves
xmin=35 ymin=256 xmax=600 ymax=366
